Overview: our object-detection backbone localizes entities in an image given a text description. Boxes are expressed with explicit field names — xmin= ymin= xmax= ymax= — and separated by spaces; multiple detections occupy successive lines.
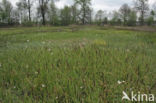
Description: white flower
xmin=27 ymin=40 xmax=30 ymax=42
xmin=117 ymin=80 xmax=125 ymax=84
xmin=42 ymin=41 xmax=45 ymax=44
xmin=51 ymin=52 xmax=53 ymax=55
xmin=13 ymin=86 xmax=16 ymax=89
xmin=41 ymin=84 xmax=46 ymax=88
xmin=48 ymin=48 xmax=51 ymax=52
xmin=118 ymin=80 xmax=122 ymax=84
xmin=56 ymin=97 xmax=58 ymax=99
xmin=35 ymin=71 xmax=38 ymax=75
xmin=80 ymin=86 xmax=83 ymax=89
xmin=126 ymin=49 xmax=130 ymax=52
xmin=26 ymin=65 xmax=29 ymax=68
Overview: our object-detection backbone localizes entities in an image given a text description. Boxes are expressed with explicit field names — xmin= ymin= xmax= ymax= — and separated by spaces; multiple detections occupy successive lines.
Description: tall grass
xmin=0 ymin=26 xmax=155 ymax=103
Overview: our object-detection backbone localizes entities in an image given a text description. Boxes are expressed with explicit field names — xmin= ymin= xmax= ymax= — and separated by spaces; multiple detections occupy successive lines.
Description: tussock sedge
xmin=0 ymin=26 xmax=156 ymax=103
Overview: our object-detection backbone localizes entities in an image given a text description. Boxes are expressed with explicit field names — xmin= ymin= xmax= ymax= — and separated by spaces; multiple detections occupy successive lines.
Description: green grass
xmin=0 ymin=26 xmax=156 ymax=103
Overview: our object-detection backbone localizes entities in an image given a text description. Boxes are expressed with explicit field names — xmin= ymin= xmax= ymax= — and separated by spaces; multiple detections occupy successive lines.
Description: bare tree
xmin=134 ymin=0 xmax=149 ymax=25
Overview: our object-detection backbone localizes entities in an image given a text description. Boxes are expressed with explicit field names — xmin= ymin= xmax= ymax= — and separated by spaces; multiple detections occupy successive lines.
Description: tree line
xmin=0 ymin=0 xmax=156 ymax=26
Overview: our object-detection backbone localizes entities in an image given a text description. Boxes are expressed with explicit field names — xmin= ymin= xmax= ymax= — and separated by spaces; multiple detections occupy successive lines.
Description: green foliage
xmin=71 ymin=4 xmax=79 ymax=24
xmin=16 ymin=0 xmax=33 ymax=22
xmin=1 ymin=0 xmax=156 ymax=26
xmin=74 ymin=0 xmax=92 ymax=24
xmin=49 ymin=1 xmax=59 ymax=26
xmin=110 ymin=11 xmax=122 ymax=25
xmin=127 ymin=10 xmax=137 ymax=26
xmin=0 ymin=0 xmax=13 ymax=24
xmin=103 ymin=17 xmax=108 ymax=25
xmin=21 ymin=21 xmax=34 ymax=26
xmin=134 ymin=0 xmax=149 ymax=25
xmin=146 ymin=10 xmax=155 ymax=26
xmin=146 ymin=16 xmax=154 ymax=26
xmin=119 ymin=3 xmax=131 ymax=25
xmin=60 ymin=6 xmax=72 ymax=26
xmin=95 ymin=10 xmax=104 ymax=25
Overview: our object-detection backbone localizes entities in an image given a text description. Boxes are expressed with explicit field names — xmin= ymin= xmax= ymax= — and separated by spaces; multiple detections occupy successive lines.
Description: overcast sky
xmin=1 ymin=0 xmax=156 ymax=12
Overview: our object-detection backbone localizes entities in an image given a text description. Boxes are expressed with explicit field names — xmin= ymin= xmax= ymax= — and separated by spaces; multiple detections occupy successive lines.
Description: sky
xmin=1 ymin=0 xmax=156 ymax=12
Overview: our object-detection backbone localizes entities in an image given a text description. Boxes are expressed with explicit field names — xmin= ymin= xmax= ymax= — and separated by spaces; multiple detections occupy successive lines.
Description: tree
xmin=16 ymin=0 xmax=33 ymax=24
xmin=71 ymin=3 xmax=80 ymax=24
xmin=48 ymin=0 xmax=59 ymax=25
xmin=95 ymin=10 xmax=108 ymax=25
xmin=11 ymin=8 xmax=20 ymax=25
xmin=37 ymin=0 xmax=59 ymax=25
xmin=110 ymin=11 xmax=121 ymax=25
xmin=16 ymin=2 xmax=27 ymax=24
xmin=127 ymin=10 xmax=137 ymax=26
xmin=103 ymin=17 xmax=108 ymax=25
xmin=88 ymin=8 xmax=92 ymax=24
xmin=0 ymin=0 xmax=13 ymax=24
xmin=152 ymin=2 xmax=156 ymax=19
xmin=134 ymin=0 xmax=149 ymax=25
xmin=75 ymin=0 xmax=92 ymax=24
xmin=146 ymin=10 xmax=155 ymax=25
xmin=60 ymin=6 xmax=72 ymax=25
xmin=27 ymin=0 xmax=33 ymax=21
xmin=37 ymin=0 xmax=51 ymax=25
xmin=95 ymin=10 xmax=104 ymax=25
xmin=119 ymin=3 xmax=131 ymax=25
